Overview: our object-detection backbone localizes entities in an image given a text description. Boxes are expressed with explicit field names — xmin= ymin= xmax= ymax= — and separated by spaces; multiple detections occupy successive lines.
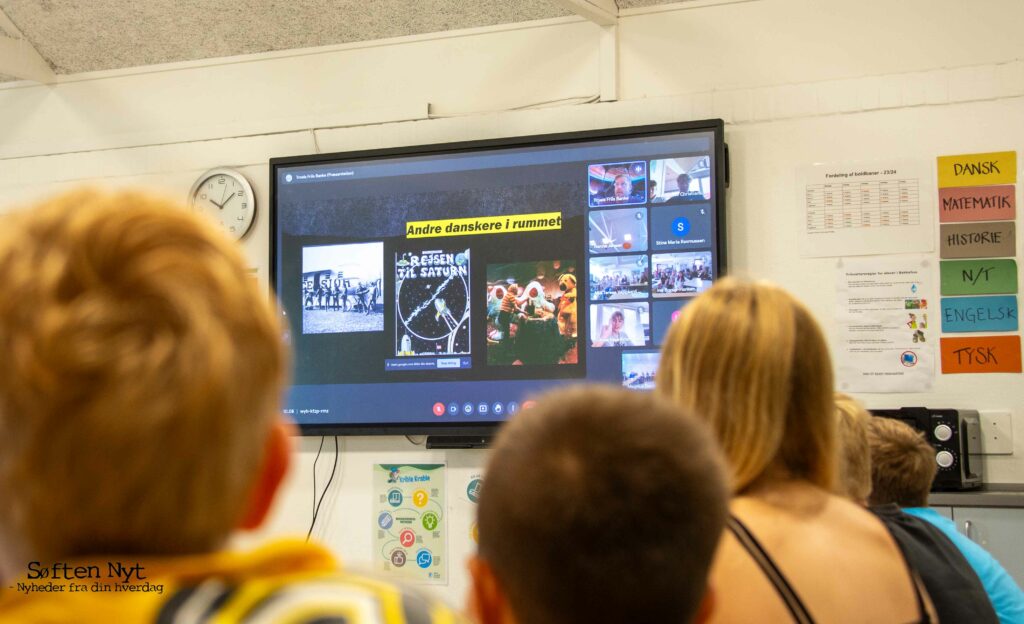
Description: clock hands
xmin=191 ymin=169 xmax=253 ymax=241
xmin=208 ymin=188 xmax=237 ymax=210
xmin=219 ymin=180 xmax=230 ymax=206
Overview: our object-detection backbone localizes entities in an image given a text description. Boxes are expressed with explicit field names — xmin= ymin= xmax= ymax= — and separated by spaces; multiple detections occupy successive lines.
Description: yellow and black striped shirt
xmin=0 ymin=539 xmax=466 ymax=624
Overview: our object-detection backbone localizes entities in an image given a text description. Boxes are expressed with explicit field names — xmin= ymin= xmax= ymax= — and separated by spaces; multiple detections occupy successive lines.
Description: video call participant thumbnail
xmin=651 ymin=299 xmax=691 ymax=346
xmin=665 ymin=173 xmax=703 ymax=203
xmin=621 ymin=351 xmax=659 ymax=390
xmin=588 ymin=254 xmax=651 ymax=301
xmin=590 ymin=302 xmax=649 ymax=347
xmin=0 ymin=189 xmax=463 ymax=624
xmin=588 ymin=207 xmax=648 ymax=254
xmin=649 ymin=157 xmax=710 ymax=204
xmin=588 ymin=162 xmax=647 ymax=208
xmin=651 ymin=251 xmax=713 ymax=297
xmin=470 ymin=385 xmax=727 ymax=624
xmin=650 ymin=203 xmax=712 ymax=251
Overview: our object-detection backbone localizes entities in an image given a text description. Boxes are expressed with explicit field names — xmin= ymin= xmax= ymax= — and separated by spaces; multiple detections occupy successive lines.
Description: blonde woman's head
xmin=656 ymin=278 xmax=836 ymax=493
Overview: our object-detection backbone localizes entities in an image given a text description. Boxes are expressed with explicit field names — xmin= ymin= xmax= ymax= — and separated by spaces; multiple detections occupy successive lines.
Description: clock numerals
xmin=191 ymin=169 xmax=255 ymax=241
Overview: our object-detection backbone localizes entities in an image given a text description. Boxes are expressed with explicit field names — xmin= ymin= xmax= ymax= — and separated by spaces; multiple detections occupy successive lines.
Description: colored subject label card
xmin=941 ymin=335 xmax=1022 ymax=373
xmin=940 ymin=259 xmax=1017 ymax=296
xmin=941 ymin=296 xmax=1018 ymax=333
xmin=937 ymin=151 xmax=1016 ymax=188
xmin=939 ymin=221 xmax=1016 ymax=259
xmin=938 ymin=185 xmax=1015 ymax=223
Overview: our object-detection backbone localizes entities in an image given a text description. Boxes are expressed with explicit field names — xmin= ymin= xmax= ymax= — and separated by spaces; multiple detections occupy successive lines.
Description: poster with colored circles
xmin=373 ymin=463 xmax=448 ymax=584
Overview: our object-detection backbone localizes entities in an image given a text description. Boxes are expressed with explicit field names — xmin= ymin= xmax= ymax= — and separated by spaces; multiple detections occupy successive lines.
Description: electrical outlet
xmin=978 ymin=410 xmax=1013 ymax=455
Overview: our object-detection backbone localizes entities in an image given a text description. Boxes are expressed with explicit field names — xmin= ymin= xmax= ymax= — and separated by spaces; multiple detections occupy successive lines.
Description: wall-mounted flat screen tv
xmin=271 ymin=119 xmax=727 ymax=435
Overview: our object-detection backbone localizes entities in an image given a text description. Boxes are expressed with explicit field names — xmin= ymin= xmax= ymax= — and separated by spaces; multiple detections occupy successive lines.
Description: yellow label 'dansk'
xmin=937 ymin=151 xmax=1017 ymax=188
xmin=406 ymin=212 xmax=562 ymax=239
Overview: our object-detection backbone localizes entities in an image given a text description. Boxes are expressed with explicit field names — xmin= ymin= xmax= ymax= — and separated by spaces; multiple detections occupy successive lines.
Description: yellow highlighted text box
xmin=406 ymin=212 xmax=562 ymax=238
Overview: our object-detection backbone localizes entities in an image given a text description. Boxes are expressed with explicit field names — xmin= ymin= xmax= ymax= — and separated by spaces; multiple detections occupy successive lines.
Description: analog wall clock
xmin=188 ymin=168 xmax=256 ymax=240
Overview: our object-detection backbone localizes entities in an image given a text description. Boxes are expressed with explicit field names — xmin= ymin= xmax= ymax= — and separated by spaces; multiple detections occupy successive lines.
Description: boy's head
xmin=471 ymin=385 xmax=727 ymax=624
xmin=834 ymin=392 xmax=873 ymax=504
xmin=867 ymin=417 xmax=937 ymax=508
xmin=0 ymin=189 xmax=289 ymax=567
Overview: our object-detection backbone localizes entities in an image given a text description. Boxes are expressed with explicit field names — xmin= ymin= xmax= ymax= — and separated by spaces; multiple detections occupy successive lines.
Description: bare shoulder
xmin=706 ymin=521 xmax=793 ymax=623
xmin=706 ymin=487 xmax=921 ymax=624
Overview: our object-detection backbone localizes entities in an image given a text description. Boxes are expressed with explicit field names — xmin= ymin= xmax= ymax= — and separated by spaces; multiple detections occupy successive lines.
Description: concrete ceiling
xmin=0 ymin=0 xmax=683 ymax=83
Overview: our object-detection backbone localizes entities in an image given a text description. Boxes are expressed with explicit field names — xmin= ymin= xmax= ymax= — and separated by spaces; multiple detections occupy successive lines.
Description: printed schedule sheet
xmin=799 ymin=160 xmax=933 ymax=257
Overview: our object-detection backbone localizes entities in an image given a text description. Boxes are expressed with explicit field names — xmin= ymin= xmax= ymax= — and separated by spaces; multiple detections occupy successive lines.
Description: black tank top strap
xmin=907 ymin=569 xmax=932 ymax=624
xmin=726 ymin=514 xmax=816 ymax=624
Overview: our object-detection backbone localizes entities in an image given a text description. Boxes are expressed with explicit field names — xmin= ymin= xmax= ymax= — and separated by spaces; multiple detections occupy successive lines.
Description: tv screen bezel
xmin=269 ymin=118 xmax=727 ymax=435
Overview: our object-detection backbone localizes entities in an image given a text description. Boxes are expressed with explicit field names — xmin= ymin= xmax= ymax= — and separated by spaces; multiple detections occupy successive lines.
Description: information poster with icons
xmin=373 ymin=463 xmax=448 ymax=584
xmin=835 ymin=256 xmax=936 ymax=392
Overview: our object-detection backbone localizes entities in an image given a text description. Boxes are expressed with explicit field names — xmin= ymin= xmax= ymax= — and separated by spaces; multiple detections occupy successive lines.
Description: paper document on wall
xmin=835 ymin=256 xmax=935 ymax=392
xmin=800 ymin=160 xmax=933 ymax=257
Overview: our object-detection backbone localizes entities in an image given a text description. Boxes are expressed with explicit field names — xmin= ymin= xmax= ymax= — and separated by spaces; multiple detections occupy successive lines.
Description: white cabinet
xmin=950 ymin=507 xmax=1024 ymax=587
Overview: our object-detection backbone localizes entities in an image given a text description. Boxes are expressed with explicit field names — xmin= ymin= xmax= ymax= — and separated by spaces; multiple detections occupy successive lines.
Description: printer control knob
xmin=934 ymin=424 xmax=953 ymax=442
xmin=935 ymin=450 xmax=955 ymax=469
